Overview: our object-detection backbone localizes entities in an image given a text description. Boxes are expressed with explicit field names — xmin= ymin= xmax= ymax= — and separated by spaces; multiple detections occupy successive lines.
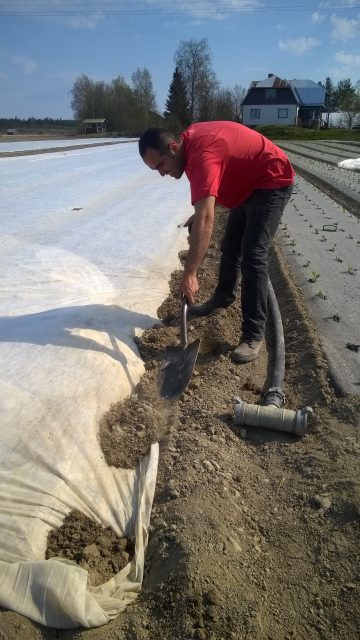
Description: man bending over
xmin=138 ymin=121 xmax=294 ymax=364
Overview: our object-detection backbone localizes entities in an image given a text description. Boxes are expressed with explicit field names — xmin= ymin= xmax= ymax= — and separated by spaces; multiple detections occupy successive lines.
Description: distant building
xmin=241 ymin=74 xmax=328 ymax=129
xmin=83 ymin=118 xmax=108 ymax=134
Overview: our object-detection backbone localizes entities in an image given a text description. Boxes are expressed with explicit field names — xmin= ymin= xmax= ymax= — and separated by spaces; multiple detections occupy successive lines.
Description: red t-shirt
xmin=181 ymin=121 xmax=295 ymax=207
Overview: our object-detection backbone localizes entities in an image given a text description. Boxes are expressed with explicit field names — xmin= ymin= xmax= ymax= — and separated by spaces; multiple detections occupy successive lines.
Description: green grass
xmin=256 ymin=125 xmax=360 ymax=141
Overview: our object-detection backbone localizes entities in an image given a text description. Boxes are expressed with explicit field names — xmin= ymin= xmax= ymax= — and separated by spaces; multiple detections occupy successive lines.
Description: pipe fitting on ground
xmin=262 ymin=386 xmax=285 ymax=408
xmin=234 ymin=397 xmax=313 ymax=438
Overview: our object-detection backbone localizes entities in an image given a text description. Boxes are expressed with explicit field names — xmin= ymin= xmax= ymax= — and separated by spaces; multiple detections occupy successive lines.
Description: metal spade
xmin=158 ymin=297 xmax=200 ymax=400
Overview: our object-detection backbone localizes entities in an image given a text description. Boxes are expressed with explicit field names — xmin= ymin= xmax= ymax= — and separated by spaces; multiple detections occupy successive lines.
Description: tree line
xmin=0 ymin=117 xmax=77 ymax=133
xmin=3 ymin=39 xmax=359 ymax=134
xmin=71 ymin=39 xmax=360 ymax=133
xmin=70 ymin=39 xmax=247 ymax=134
xmin=320 ymin=77 xmax=360 ymax=129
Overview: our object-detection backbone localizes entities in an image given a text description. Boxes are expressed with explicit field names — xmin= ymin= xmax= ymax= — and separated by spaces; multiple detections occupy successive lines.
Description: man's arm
xmin=179 ymin=195 xmax=216 ymax=304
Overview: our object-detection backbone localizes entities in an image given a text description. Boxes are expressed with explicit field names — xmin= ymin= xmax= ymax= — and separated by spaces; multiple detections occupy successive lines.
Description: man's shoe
xmin=188 ymin=297 xmax=230 ymax=317
xmin=231 ymin=339 xmax=263 ymax=363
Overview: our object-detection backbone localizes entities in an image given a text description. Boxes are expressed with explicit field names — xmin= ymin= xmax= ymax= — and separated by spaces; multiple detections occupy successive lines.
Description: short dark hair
xmin=138 ymin=127 xmax=179 ymax=158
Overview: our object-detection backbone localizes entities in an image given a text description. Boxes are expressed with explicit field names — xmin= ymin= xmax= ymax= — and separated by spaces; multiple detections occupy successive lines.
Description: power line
xmin=0 ymin=0 xmax=359 ymax=16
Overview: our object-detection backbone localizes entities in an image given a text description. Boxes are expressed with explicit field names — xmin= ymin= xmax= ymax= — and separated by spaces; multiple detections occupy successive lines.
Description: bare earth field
xmin=0 ymin=204 xmax=359 ymax=640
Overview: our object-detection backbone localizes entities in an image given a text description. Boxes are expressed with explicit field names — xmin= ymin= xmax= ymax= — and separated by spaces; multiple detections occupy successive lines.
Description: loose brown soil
xmin=0 ymin=208 xmax=359 ymax=640
xmin=45 ymin=511 xmax=135 ymax=587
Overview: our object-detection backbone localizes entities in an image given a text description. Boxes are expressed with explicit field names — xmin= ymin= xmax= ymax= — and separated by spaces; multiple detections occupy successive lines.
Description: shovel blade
xmin=158 ymin=339 xmax=200 ymax=400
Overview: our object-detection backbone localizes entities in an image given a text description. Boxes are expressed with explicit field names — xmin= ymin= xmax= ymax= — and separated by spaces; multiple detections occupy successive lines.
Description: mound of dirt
xmin=1 ymin=207 xmax=359 ymax=640
xmin=46 ymin=511 xmax=135 ymax=587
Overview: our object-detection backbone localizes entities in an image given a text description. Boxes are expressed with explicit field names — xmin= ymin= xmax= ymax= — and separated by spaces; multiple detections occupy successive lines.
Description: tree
xmin=71 ymin=74 xmax=94 ymax=120
xmin=131 ymin=67 xmax=157 ymax=128
xmin=70 ymin=74 xmax=108 ymax=121
xmin=164 ymin=66 xmax=191 ymax=128
xmin=338 ymin=93 xmax=360 ymax=129
xmin=107 ymin=76 xmax=138 ymax=132
xmin=211 ymin=88 xmax=235 ymax=121
xmin=174 ymin=38 xmax=218 ymax=121
xmin=231 ymin=84 xmax=246 ymax=122
xmin=70 ymin=71 xmax=164 ymax=134
xmin=331 ymin=78 xmax=360 ymax=127
xmin=323 ymin=77 xmax=335 ymax=109
xmin=332 ymin=78 xmax=355 ymax=110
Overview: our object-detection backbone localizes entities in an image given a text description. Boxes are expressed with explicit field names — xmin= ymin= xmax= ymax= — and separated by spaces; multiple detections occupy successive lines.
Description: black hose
xmin=262 ymin=278 xmax=286 ymax=408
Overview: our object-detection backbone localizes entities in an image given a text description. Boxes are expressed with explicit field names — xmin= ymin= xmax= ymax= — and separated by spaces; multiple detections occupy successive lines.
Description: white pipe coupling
xmin=234 ymin=399 xmax=313 ymax=437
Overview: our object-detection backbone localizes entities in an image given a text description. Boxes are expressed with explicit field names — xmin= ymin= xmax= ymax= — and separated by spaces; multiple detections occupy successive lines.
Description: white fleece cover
xmin=0 ymin=141 xmax=192 ymax=627
xmin=337 ymin=157 xmax=360 ymax=171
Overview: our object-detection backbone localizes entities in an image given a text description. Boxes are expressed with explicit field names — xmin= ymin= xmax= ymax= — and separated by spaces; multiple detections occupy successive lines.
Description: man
xmin=138 ymin=121 xmax=294 ymax=363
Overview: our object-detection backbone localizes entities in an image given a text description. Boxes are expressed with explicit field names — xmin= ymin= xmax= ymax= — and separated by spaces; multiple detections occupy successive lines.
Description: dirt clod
xmin=45 ymin=511 xmax=135 ymax=587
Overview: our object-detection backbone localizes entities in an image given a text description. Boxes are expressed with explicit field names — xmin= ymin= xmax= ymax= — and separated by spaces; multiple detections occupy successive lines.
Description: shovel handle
xmin=181 ymin=297 xmax=189 ymax=348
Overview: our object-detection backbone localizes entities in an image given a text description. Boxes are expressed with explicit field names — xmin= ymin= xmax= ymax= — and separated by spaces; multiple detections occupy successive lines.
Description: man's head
xmin=138 ymin=127 xmax=185 ymax=179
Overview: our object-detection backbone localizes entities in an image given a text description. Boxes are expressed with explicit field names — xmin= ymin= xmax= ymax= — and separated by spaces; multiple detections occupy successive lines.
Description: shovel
xmin=158 ymin=297 xmax=200 ymax=400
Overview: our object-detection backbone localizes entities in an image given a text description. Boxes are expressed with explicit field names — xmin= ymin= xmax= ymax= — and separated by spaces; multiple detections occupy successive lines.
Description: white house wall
xmin=242 ymin=104 xmax=297 ymax=126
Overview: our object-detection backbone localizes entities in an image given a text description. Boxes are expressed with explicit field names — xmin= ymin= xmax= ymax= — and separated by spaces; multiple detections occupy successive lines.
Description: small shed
xmin=83 ymin=118 xmax=108 ymax=134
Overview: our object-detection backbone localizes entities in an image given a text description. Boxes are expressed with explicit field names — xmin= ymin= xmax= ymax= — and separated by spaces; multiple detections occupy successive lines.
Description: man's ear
xmin=168 ymin=140 xmax=180 ymax=154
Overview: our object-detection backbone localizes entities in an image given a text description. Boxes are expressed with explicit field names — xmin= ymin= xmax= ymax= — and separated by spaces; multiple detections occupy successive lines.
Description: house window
xmin=250 ymin=108 xmax=261 ymax=119
xmin=265 ymin=89 xmax=276 ymax=100
xmin=278 ymin=108 xmax=288 ymax=119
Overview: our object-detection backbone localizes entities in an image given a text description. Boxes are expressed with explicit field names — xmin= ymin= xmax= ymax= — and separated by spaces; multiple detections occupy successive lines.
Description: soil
xmin=0 ymin=208 xmax=359 ymax=640
xmin=45 ymin=511 xmax=135 ymax=587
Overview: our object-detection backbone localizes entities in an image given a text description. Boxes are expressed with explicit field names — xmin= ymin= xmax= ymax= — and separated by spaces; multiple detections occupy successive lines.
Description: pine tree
xmin=324 ymin=77 xmax=335 ymax=109
xmin=164 ymin=67 xmax=191 ymax=127
xmin=333 ymin=78 xmax=355 ymax=110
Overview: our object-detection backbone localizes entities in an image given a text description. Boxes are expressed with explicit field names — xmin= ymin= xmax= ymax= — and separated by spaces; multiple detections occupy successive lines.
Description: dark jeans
xmin=213 ymin=184 xmax=293 ymax=341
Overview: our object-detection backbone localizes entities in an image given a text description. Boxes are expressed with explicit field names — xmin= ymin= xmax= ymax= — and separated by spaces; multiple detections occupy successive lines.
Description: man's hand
xmin=183 ymin=213 xmax=195 ymax=234
xmin=179 ymin=271 xmax=199 ymax=305
xmin=183 ymin=213 xmax=195 ymax=244
xmin=178 ymin=196 xmax=216 ymax=304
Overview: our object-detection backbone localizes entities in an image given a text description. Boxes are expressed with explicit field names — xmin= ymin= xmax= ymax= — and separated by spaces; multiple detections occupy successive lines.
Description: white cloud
xmin=147 ymin=0 xmax=263 ymax=19
xmin=0 ymin=48 xmax=37 ymax=75
xmin=335 ymin=50 xmax=360 ymax=67
xmin=0 ymin=0 xmax=264 ymax=23
xmin=330 ymin=14 xmax=360 ymax=41
xmin=0 ymin=1 xmax=104 ymax=29
xmin=11 ymin=55 xmax=37 ymax=75
xmin=311 ymin=11 xmax=325 ymax=24
xmin=278 ymin=37 xmax=321 ymax=55
xmin=59 ymin=12 xmax=105 ymax=30
xmin=320 ymin=0 xmax=358 ymax=6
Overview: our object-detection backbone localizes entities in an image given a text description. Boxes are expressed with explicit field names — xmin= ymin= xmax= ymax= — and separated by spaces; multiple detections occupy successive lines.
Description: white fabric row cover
xmin=0 ymin=443 xmax=158 ymax=628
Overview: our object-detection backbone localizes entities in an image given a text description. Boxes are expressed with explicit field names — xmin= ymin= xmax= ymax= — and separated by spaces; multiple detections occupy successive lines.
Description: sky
xmin=0 ymin=0 xmax=360 ymax=119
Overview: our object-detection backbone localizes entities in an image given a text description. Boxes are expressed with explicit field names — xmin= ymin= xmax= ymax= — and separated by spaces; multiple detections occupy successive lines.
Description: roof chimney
xmin=268 ymin=73 xmax=274 ymax=78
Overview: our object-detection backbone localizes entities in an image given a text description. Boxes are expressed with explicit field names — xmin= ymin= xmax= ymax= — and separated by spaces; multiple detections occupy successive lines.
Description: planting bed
xmin=278 ymin=141 xmax=360 ymax=198
xmin=280 ymin=176 xmax=360 ymax=395
xmin=280 ymin=141 xmax=360 ymax=163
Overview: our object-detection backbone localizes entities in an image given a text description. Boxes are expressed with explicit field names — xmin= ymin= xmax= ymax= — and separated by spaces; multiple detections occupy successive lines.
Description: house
xmin=241 ymin=74 xmax=328 ymax=129
xmin=83 ymin=118 xmax=108 ymax=134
